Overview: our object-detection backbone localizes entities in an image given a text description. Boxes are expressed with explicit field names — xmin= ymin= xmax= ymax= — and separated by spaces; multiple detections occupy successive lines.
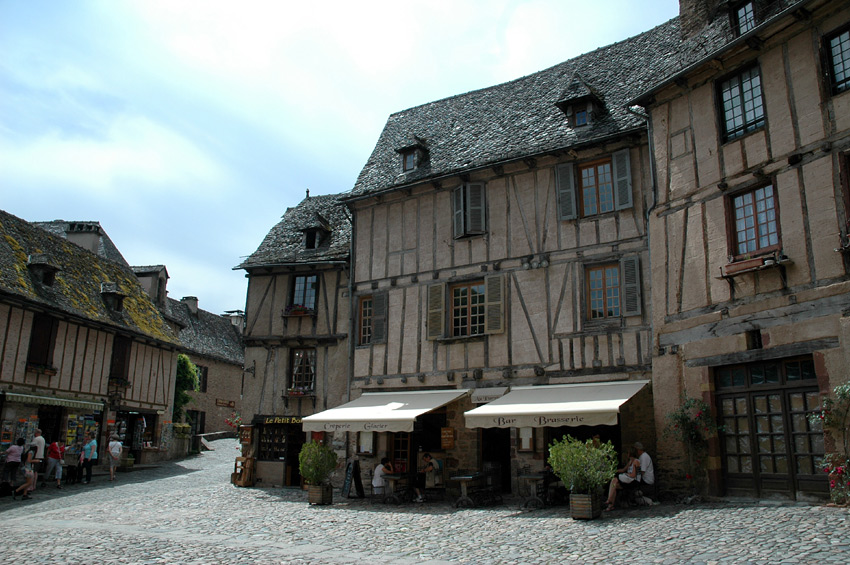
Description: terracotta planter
xmin=308 ymin=484 xmax=333 ymax=505
xmin=570 ymin=492 xmax=602 ymax=520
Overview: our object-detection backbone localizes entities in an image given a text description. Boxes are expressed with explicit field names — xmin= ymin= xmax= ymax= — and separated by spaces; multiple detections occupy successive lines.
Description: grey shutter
xmin=466 ymin=183 xmax=486 ymax=234
xmin=620 ymin=256 xmax=642 ymax=316
xmin=612 ymin=148 xmax=633 ymax=210
xmin=453 ymin=186 xmax=465 ymax=238
xmin=556 ymin=163 xmax=577 ymax=220
xmin=484 ymin=275 xmax=505 ymax=334
xmin=426 ymin=283 xmax=446 ymax=340
xmin=372 ymin=293 xmax=387 ymax=344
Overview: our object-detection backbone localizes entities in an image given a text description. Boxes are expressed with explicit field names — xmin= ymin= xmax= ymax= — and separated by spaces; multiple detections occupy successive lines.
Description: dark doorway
xmin=481 ymin=427 xmax=512 ymax=493
xmin=37 ymin=405 xmax=63 ymax=444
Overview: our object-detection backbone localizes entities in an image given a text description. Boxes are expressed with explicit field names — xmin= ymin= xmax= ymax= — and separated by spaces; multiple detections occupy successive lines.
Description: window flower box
xmin=286 ymin=387 xmax=315 ymax=397
xmin=722 ymin=256 xmax=766 ymax=276
xmin=284 ymin=304 xmax=315 ymax=317
xmin=108 ymin=376 xmax=131 ymax=388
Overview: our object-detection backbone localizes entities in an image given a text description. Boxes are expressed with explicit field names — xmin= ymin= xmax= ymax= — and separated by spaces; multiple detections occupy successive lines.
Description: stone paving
xmin=1 ymin=438 xmax=848 ymax=564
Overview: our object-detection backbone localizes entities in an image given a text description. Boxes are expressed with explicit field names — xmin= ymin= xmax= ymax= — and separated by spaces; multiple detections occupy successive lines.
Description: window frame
xmin=452 ymin=182 xmax=487 ymax=238
xmin=578 ymin=157 xmax=615 ymax=218
xmin=290 ymin=274 xmax=318 ymax=311
xmin=731 ymin=1 xmax=756 ymax=36
xmin=583 ymin=256 xmax=642 ymax=321
xmin=586 ymin=263 xmax=621 ymax=320
xmin=717 ymin=63 xmax=766 ymax=142
xmin=824 ymin=23 xmax=850 ymax=96
xmin=402 ymin=150 xmax=417 ymax=172
xmin=289 ymin=348 xmax=317 ymax=393
xmin=427 ymin=275 xmax=504 ymax=340
xmin=449 ymin=281 xmax=487 ymax=338
xmin=725 ymin=182 xmax=782 ymax=261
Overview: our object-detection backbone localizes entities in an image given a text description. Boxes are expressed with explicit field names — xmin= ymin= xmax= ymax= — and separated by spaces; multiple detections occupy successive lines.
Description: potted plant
xmin=548 ymin=435 xmax=617 ymax=519
xmin=298 ymin=440 xmax=338 ymax=505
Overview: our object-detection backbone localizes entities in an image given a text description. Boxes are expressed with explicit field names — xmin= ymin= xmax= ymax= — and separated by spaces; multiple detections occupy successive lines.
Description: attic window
xmin=402 ymin=150 xmax=417 ymax=172
xmin=101 ymin=282 xmax=126 ymax=312
xmin=574 ymin=107 xmax=588 ymax=127
xmin=304 ymin=228 xmax=325 ymax=250
xmin=27 ymin=254 xmax=59 ymax=287
xmin=733 ymin=2 xmax=756 ymax=36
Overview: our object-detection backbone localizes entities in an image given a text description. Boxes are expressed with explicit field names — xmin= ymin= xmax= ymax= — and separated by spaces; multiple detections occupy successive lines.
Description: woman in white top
xmin=372 ymin=457 xmax=393 ymax=494
xmin=108 ymin=434 xmax=123 ymax=481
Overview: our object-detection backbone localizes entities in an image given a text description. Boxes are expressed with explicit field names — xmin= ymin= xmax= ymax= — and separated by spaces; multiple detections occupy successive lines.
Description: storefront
xmin=250 ymin=415 xmax=305 ymax=487
xmin=113 ymin=410 xmax=160 ymax=463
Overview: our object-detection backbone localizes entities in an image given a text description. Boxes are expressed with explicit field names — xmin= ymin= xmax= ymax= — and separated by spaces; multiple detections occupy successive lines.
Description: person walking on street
xmin=42 ymin=439 xmax=65 ymax=489
xmin=82 ymin=432 xmax=98 ymax=484
xmin=2 ymin=438 xmax=25 ymax=484
xmin=30 ymin=428 xmax=45 ymax=492
xmin=108 ymin=434 xmax=122 ymax=481
xmin=13 ymin=445 xmax=37 ymax=500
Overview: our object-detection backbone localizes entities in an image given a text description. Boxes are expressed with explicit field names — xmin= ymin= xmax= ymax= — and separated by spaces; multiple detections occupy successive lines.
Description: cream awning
xmin=3 ymin=392 xmax=104 ymax=411
xmin=464 ymin=380 xmax=649 ymax=429
xmin=470 ymin=387 xmax=509 ymax=404
xmin=302 ymin=389 xmax=470 ymax=433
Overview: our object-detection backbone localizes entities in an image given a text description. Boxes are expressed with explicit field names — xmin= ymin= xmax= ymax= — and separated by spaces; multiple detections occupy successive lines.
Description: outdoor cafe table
xmin=381 ymin=473 xmax=408 ymax=504
xmin=450 ymin=472 xmax=483 ymax=508
xmin=518 ymin=473 xmax=547 ymax=509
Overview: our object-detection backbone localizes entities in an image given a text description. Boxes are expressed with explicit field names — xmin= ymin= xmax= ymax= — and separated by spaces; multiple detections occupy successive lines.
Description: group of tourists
xmin=2 ymin=429 xmax=124 ymax=501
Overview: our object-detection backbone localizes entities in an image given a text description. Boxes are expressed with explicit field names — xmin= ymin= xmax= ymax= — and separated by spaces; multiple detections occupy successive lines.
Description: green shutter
xmin=556 ymin=163 xmax=577 ymax=220
xmin=427 ymin=283 xmax=446 ymax=340
xmin=484 ymin=275 xmax=505 ymax=334
xmin=620 ymin=256 xmax=641 ymax=316
xmin=466 ymin=182 xmax=486 ymax=234
xmin=612 ymin=148 xmax=633 ymax=210
xmin=372 ymin=293 xmax=387 ymax=344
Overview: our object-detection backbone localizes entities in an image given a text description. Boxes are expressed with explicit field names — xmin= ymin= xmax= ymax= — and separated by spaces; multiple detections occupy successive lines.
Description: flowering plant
xmin=225 ymin=411 xmax=242 ymax=430
xmin=285 ymin=304 xmax=314 ymax=316
xmin=809 ymin=382 xmax=850 ymax=504
xmin=664 ymin=394 xmax=722 ymax=498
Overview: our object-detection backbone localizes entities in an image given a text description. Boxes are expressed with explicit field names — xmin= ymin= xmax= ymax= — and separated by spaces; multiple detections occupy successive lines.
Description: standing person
xmin=107 ymin=434 xmax=122 ymax=481
xmin=372 ymin=457 xmax=393 ymax=495
xmin=13 ymin=445 xmax=37 ymax=500
xmin=2 ymin=438 xmax=25 ymax=484
xmin=413 ymin=452 xmax=441 ymax=503
xmin=82 ymin=431 xmax=98 ymax=484
xmin=30 ymin=428 xmax=46 ymax=492
xmin=42 ymin=439 xmax=65 ymax=489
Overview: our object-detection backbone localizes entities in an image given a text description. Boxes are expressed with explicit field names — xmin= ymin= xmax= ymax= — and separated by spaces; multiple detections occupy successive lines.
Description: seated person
xmin=413 ymin=452 xmax=441 ymax=502
xmin=372 ymin=457 xmax=393 ymax=495
xmin=634 ymin=441 xmax=655 ymax=488
xmin=604 ymin=446 xmax=639 ymax=511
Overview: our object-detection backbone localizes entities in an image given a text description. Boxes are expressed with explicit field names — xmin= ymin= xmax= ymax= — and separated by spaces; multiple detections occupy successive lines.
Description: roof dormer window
xmin=733 ymin=2 xmax=756 ymax=36
xmin=27 ymin=254 xmax=60 ymax=287
xmin=304 ymin=228 xmax=327 ymax=250
xmin=396 ymin=136 xmax=428 ymax=174
xmin=402 ymin=150 xmax=417 ymax=172
xmin=556 ymin=72 xmax=604 ymax=128
xmin=101 ymin=282 xmax=126 ymax=312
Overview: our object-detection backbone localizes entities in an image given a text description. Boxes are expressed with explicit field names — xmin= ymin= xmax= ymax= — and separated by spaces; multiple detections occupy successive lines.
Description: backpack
xmin=110 ymin=441 xmax=122 ymax=458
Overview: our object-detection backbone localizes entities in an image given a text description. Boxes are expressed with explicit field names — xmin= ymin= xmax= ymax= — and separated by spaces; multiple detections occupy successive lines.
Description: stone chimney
xmin=679 ymin=0 xmax=725 ymax=39
xmin=181 ymin=296 xmax=199 ymax=315
xmin=65 ymin=222 xmax=102 ymax=255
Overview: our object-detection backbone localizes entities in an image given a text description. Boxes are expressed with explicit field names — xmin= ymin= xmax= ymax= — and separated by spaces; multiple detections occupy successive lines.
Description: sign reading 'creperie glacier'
xmin=318 ymin=421 xmax=393 ymax=431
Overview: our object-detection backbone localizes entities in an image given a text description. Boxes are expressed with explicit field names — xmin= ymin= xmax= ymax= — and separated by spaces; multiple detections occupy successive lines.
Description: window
xmin=730 ymin=184 xmax=780 ymax=257
xmin=359 ymin=293 xmax=387 ymax=345
xmin=27 ymin=313 xmax=58 ymax=367
xmin=110 ymin=335 xmax=132 ymax=380
xmin=579 ymin=159 xmax=614 ymax=217
xmin=197 ymin=365 xmax=208 ymax=393
xmin=826 ymin=24 xmax=850 ymax=95
xmin=304 ymin=229 xmax=323 ymax=250
xmin=518 ymin=427 xmax=535 ymax=452
xmin=291 ymin=275 xmax=318 ymax=311
xmin=584 ymin=257 xmax=642 ymax=320
xmin=402 ymin=150 xmax=417 ymax=172
xmin=452 ymin=182 xmax=487 ymax=238
xmin=450 ymin=281 xmax=486 ymax=337
xmin=718 ymin=65 xmax=765 ymax=141
xmin=427 ymin=275 xmax=504 ymax=340
xmin=733 ymin=2 xmax=756 ymax=36
xmin=357 ymin=431 xmax=374 ymax=455
xmin=289 ymin=348 xmax=316 ymax=392
xmin=556 ymin=149 xmax=632 ymax=220
xmin=574 ymin=108 xmax=588 ymax=127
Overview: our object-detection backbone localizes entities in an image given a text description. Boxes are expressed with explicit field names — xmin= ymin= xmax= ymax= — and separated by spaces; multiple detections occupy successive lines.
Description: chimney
xmin=65 ymin=222 xmax=102 ymax=255
xmin=181 ymin=296 xmax=199 ymax=315
xmin=679 ymin=0 xmax=725 ymax=40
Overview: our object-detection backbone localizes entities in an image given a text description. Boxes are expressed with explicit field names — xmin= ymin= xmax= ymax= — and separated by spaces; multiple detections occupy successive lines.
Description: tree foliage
xmin=173 ymin=353 xmax=199 ymax=422
xmin=548 ymin=435 xmax=617 ymax=494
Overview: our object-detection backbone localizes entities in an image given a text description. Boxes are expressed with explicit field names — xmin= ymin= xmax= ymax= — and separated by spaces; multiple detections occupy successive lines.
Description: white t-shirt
xmin=638 ymin=451 xmax=655 ymax=485
xmin=109 ymin=440 xmax=123 ymax=459
xmin=372 ymin=463 xmax=388 ymax=488
xmin=33 ymin=435 xmax=46 ymax=459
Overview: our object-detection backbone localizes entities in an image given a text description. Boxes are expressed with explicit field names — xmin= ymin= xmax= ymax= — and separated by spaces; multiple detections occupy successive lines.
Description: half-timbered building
xmin=634 ymin=0 xmax=850 ymax=500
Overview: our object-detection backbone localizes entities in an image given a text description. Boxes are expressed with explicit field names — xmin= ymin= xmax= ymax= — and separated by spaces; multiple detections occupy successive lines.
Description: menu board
xmin=441 ymin=427 xmax=454 ymax=450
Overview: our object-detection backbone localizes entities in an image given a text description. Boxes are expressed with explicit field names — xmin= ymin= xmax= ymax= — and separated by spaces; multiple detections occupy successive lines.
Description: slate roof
xmin=163 ymin=297 xmax=244 ymax=365
xmin=33 ymin=220 xmax=130 ymax=267
xmin=0 ymin=210 xmax=179 ymax=345
xmin=236 ymin=193 xmax=350 ymax=270
xmin=632 ymin=0 xmax=808 ymax=103
xmin=350 ymin=18 xmax=685 ymax=198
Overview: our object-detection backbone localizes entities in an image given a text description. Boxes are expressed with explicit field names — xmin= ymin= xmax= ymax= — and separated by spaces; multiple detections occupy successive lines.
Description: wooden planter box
xmin=308 ymin=484 xmax=333 ymax=505
xmin=570 ymin=492 xmax=602 ymax=520
xmin=723 ymin=257 xmax=765 ymax=276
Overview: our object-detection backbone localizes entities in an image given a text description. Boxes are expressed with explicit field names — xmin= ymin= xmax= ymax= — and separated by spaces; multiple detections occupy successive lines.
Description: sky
xmin=0 ymin=0 xmax=680 ymax=316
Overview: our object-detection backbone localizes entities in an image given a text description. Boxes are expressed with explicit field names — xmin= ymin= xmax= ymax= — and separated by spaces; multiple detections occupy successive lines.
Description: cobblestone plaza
xmin=1 ymin=439 xmax=848 ymax=564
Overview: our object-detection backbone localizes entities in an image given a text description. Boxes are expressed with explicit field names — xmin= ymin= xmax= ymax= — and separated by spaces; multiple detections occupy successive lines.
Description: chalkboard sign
xmin=342 ymin=460 xmax=365 ymax=498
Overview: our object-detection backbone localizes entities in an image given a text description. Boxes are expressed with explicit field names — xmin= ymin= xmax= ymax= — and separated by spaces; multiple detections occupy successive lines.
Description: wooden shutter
xmin=466 ymin=183 xmax=486 ymax=234
xmin=556 ymin=163 xmax=577 ymax=220
xmin=453 ymin=186 xmax=465 ymax=238
xmin=426 ymin=283 xmax=446 ymax=340
xmin=612 ymin=148 xmax=633 ymax=210
xmin=620 ymin=256 xmax=642 ymax=316
xmin=484 ymin=275 xmax=505 ymax=334
xmin=372 ymin=292 xmax=388 ymax=344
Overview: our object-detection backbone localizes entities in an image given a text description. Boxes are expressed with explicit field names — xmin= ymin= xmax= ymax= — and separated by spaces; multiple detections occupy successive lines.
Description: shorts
xmin=618 ymin=473 xmax=635 ymax=484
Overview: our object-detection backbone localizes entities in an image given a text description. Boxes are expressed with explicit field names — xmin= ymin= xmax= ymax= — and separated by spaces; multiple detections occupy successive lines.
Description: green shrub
xmin=298 ymin=441 xmax=338 ymax=486
xmin=548 ymin=435 xmax=617 ymax=494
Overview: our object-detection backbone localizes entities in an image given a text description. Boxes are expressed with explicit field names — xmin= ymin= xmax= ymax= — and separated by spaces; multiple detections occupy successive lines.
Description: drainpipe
xmin=344 ymin=204 xmax=355 ymax=463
